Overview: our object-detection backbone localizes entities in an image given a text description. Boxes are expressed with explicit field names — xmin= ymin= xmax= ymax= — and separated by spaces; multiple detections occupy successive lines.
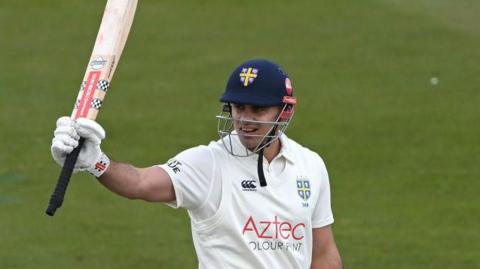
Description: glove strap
xmin=87 ymin=152 xmax=111 ymax=178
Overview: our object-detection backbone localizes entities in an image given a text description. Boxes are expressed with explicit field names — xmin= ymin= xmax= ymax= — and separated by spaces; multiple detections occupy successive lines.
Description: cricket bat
xmin=46 ymin=0 xmax=138 ymax=216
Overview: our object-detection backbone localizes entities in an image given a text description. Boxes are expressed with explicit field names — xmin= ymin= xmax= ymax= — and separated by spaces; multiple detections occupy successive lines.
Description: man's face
xmin=231 ymin=103 xmax=282 ymax=151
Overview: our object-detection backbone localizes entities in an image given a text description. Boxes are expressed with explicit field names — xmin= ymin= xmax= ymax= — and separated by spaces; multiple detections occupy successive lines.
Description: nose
xmin=237 ymin=108 xmax=257 ymax=123
xmin=239 ymin=113 xmax=253 ymax=122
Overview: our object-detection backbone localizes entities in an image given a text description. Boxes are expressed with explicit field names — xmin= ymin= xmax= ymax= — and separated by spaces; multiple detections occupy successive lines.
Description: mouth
xmin=238 ymin=126 xmax=259 ymax=136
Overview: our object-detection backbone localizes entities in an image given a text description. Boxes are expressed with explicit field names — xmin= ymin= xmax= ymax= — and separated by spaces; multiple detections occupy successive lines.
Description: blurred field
xmin=1 ymin=0 xmax=479 ymax=268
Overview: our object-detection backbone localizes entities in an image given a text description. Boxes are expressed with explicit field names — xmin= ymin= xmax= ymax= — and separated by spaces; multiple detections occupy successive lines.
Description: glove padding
xmin=51 ymin=116 xmax=106 ymax=173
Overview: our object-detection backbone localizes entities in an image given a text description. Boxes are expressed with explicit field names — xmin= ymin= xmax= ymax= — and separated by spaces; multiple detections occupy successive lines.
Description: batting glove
xmin=51 ymin=116 xmax=110 ymax=177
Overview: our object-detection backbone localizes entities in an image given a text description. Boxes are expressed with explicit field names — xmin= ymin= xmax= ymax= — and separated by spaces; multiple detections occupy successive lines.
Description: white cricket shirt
xmin=159 ymin=134 xmax=334 ymax=269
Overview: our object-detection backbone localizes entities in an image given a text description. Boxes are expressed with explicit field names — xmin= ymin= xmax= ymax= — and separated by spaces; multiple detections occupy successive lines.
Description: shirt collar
xmin=277 ymin=132 xmax=296 ymax=164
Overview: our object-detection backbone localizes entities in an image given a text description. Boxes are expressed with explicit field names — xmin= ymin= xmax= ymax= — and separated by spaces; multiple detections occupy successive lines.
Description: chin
xmin=239 ymin=137 xmax=260 ymax=151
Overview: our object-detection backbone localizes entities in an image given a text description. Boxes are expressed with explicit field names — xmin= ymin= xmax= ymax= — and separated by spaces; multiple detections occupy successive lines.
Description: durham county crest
xmin=297 ymin=178 xmax=311 ymax=207
xmin=239 ymin=67 xmax=258 ymax=87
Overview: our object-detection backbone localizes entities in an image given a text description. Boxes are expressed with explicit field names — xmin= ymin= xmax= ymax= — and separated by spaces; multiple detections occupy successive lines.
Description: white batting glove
xmin=51 ymin=116 xmax=110 ymax=177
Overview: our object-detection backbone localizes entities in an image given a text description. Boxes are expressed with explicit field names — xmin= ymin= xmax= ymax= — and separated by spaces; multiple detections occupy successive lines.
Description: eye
xmin=232 ymin=104 xmax=245 ymax=110
xmin=253 ymin=106 xmax=268 ymax=113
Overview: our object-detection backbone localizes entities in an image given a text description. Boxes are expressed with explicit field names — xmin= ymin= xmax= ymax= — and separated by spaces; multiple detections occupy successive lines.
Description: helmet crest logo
xmin=239 ymin=67 xmax=258 ymax=87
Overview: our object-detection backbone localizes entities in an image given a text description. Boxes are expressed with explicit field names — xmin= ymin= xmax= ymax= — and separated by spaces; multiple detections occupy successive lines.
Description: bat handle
xmin=46 ymin=137 xmax=85 ymax=216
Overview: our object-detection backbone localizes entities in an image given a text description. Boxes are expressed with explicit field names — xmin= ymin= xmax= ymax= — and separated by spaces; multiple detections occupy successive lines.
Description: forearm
xmin=97 ymin=160 xmax=144 ymax=199
xmin=97 ymin=160 xmax=175 ymax=202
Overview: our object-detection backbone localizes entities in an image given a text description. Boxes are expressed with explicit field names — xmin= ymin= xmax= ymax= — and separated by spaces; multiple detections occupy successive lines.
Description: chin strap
xmin=257 ymin=148 xmax=267 ymax=187
xmin=256 ymin=126 xmax=280 ymax=187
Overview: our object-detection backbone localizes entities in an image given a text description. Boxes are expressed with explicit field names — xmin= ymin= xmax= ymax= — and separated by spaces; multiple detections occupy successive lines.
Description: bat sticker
xmin=91 ymin=98 xmax=103 ymax=109
xmin=79 ymin=81 xmax=86 ymax=91
xmin=97 ymin=80 xmax=109 ymax=92
xmin=90 ymin=56 xmax=107 ymax=70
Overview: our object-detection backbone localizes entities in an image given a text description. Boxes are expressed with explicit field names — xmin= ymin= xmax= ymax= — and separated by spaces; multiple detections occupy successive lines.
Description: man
xmin=51 ymin=59 xmax=343 ymax=269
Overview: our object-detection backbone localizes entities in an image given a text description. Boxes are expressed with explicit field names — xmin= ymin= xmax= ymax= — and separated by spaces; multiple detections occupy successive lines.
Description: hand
xmin=51 ymin=116 xmax=106 ymax=173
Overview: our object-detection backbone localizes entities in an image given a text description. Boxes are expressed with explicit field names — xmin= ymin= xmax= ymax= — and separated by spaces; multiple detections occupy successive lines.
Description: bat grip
xmin=46 ymin=137 xmax=85 ymax=216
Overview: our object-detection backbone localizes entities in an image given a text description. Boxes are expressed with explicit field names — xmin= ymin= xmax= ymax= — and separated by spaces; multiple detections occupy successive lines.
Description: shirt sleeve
xmin=311 ymin=155 xmax=335 ymax=228
xmin=158 ymin=145 xmax=214 ymax=210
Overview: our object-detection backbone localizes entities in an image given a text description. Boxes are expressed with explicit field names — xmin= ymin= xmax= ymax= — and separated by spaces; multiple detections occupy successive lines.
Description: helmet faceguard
xmin=216 ymin=96 xmax=296 ymax=157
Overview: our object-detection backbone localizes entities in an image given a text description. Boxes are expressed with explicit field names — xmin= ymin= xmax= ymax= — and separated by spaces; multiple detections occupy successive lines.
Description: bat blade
xmin=72 ymin=0 xmax=138 ymax=121
xmin=46 ymin=0 xmax=138 ymax=216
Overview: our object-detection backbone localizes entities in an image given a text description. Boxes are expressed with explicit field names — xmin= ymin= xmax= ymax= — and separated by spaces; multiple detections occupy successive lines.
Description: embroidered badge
xmin=239 ymin=67 xmax=258 ymax=87
xmin=297 ymin=178 xmax=311 ymax=207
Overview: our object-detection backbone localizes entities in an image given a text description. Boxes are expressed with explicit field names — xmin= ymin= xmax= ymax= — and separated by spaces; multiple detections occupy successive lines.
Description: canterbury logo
xmin=241 ymin=180 xmax=257 ymax=191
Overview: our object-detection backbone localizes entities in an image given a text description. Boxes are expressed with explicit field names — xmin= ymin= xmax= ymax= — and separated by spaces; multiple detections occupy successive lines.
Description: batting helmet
xmin=220 ymin=59 xmax=296 ymax=109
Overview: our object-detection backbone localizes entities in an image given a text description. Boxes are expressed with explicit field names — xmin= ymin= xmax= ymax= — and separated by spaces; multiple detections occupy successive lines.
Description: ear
xmin=279 ymin=105 xmax=294 ymax=121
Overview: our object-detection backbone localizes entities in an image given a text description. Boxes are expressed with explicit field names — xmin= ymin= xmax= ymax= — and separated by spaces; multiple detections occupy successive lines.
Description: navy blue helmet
xmin=220 ymin=59 xmax=295 ymax=109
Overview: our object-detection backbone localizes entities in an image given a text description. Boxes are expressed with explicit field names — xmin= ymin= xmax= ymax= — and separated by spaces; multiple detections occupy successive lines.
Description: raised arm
xmin=98 ymin=161 xmax=175 ymax=202
xmin=51 ymin=116 xmax=175 ymax=203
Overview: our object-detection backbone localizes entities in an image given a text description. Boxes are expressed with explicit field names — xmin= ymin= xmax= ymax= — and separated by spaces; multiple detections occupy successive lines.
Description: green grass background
xmin=1 ymin=0 xmax=479 ymax=268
